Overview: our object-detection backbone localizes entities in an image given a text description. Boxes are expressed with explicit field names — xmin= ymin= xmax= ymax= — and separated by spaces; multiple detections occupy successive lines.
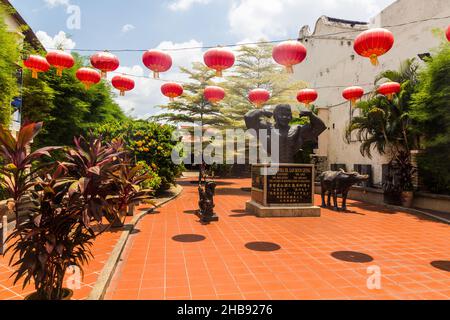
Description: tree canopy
xmin=22 ymin=53 xmax=126 ymax=147
xmin=0 ymin=4 xmax=20 ymax=127
xmin=410 ymin=43 xmax=450 ymax=194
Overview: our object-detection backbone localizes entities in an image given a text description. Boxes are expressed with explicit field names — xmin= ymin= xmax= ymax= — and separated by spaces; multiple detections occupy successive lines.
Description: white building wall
xmin=293 ymin=0 xmax=450 ymax=185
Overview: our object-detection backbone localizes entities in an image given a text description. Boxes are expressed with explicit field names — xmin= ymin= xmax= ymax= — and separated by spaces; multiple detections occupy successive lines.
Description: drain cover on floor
xmin=172 ymin=234 xmax=206 ymax=243
xmin=331 ymin=251 xmax=374 ymax=263
xmin=245 ymin=242 xmax=281 ymax=252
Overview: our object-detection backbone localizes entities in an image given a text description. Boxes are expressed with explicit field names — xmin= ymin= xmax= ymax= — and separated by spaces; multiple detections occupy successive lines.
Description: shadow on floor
xmin=216 ymin=187 xmax=249 ymax=196
xmin=331 ymin=251 xmax=374 ymax=263
xmin=184 ymin=210 xmax=199 ymax=215
xmin=245 ymin=242 xmax=281 ymax=252
xmin=172 ymin=234 xmax=206 ymax=243
xmin=431 ymin=261 xmax=450 ymax=272
xmin=229 ymin=209 xmax=254 ymax=217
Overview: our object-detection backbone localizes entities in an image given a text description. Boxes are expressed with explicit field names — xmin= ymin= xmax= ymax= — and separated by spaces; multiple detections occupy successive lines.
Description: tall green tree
xmin=345 ymin=59 xmax=419 ymax=193
xmin=22 ymin=53 xmax=126 ymax=147
xmin=154 ymin=62 xmax=231 ymax=127
xmin=410 ymin=43 xmax=450 ymax=194
xmin=221 ymin=42 xmax=306 ymax=128
xmin=0 ymin=4 xmax=20 ymax=127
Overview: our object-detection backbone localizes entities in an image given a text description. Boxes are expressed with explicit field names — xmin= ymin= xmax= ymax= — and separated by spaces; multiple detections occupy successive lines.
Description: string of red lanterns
xmin=161 ymin=82 xmax=184 ymax=102
xmin=204 ymin=86 xmax=225 ymax=103
xmin=142 ymin=49 xmax=173 ymax=79
xmin=297 ymin=89 xmax=318 ymax=107
xmin=353 ymin=28 xmax=394 ymax=66
xmin=111 ymin=75 xmax=135 ymax=96
xmin=203 ymin=47 xmax=235 ymax=77
xmin=46 ymin=50 xmax=75 ymax=77
xmin=377 ymin=82 xmax=401 ymax=100
xmin=272 ymin=40 xmax=307 ymax=73
xmin=25 ymin=24 xmax=446 ymax=104
xmin=90 ymin=51 xmax=120 ymax=78
xmin=342 ymin=86 xmax=365 ymax=106
xmin=76 ymin=67 xmax=101 ymax=90
xmin=248 ymin=89 xmax=271 ymax=108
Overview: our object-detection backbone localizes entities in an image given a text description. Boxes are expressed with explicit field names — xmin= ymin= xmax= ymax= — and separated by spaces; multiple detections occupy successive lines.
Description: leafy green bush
xmin=95 ymin=119 xmax=184 ymax=190
xmin=0 ymin=4 xmax=20 ymax=126
xmin=136 ymin=161 xmax=162 ymax=191
xmin=410 ymin=43 xmax=450 ymax=194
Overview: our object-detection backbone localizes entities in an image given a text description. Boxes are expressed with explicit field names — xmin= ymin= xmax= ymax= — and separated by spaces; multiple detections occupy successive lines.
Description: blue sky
xmin=11 ymin=0 xmax=396 ymax=118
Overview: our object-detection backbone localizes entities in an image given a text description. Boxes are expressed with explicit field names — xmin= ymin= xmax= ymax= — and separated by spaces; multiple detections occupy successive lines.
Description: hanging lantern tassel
xmin=351 ymin=99 xmax=357 ymax=107
xmin=56 ymin=67 xmax=63 ymax=77
xmin=216 ymin=70 xmax=222 ymax=77
xmin=370 ymin=54 xmax=379 ymax=66
xmin=153 ymin=71 xmax=160 ymax=79
xmin=387 ymin=93 xmax=393 ymax=101
xmin=286 ymin=65 xmax=294 ymax=74
xmin=169 ymin=97 xmax=175 ymax=102
xmin=31 ymin=69 xmax=38 ymax=79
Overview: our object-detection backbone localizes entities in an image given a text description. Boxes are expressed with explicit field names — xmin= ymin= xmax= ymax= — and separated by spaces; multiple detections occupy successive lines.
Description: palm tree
xmin=345 ymin=59 xmax=419 ymax=199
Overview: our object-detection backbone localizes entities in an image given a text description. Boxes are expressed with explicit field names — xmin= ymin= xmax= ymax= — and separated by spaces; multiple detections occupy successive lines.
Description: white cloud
xmin=168 ymin=0 xmax=211 ymax=11
xmin=44 ymin=0 xmax=70 ymax=8
xmin=121 ymin=24 xmax=136 ymax=33
xmin=228 ymin=0 xmax=396 ymax=41
xmin=36 ymin=30 xmax=76 ymax=51
xmin=111 ymin=40 xmax=204 ymax=119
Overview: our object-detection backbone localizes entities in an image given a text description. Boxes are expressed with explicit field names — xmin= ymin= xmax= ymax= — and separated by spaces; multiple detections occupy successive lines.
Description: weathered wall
xmin=293 ymin=0 xmax=450 ymax=185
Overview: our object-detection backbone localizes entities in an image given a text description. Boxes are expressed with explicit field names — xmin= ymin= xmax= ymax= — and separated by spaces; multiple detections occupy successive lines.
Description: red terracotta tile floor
xmin=105 ymin=178 xmax=450 ymax=300
xmin=0 ymin=219 xmax=129 ymax=300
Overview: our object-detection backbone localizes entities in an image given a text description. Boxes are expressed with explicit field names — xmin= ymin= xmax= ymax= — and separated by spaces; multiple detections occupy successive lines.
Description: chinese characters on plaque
xmin=267 ymin=166 xmax=313 ymax=205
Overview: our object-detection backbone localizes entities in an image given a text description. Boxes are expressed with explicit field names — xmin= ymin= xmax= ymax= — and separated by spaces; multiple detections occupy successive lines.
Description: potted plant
xmin=107 ymin=156 xmax=155 ymax=220
xmin=64 ymin=134 xmax=125 ymax=227
xmin=7 ymin=164 xmax=94 ymax=300
xmin=397 ymin=151 xmax=416 ymax=208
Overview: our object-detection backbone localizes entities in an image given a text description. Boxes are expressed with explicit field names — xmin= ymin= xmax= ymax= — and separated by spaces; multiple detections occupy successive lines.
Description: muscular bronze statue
xmin=245 ymin=104 xmax=327 ymax=163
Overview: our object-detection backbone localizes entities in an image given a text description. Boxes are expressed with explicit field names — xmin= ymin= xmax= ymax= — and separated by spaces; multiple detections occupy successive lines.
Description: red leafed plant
xmin=0 ymin=122 xmax=61 ymax=220
xmin=1 ymin=124 xmax=155 ymax=300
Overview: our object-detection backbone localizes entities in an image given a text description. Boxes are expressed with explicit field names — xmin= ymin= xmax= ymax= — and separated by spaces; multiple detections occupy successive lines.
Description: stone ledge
xmin=246 ymin=201 xmax=321 ymax=218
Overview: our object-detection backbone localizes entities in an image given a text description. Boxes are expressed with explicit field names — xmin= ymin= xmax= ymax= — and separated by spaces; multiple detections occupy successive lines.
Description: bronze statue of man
xmin=245 ymin=104 xmax=327 ymax=163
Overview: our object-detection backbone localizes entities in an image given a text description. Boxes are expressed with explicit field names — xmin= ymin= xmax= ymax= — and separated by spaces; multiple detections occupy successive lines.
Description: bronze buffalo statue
xmin=319 ymin=170 xmax=369 ymax=211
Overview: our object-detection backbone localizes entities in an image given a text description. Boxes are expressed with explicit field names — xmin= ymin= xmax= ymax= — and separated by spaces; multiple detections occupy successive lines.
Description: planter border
xmin=87 ymin=184 xmax=183 ymax=300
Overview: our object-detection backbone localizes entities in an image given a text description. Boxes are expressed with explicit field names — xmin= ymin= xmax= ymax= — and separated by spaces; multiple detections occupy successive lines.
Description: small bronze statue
xmin=198 ymin=181 xmax=218 ymax=223
xmin=245 ymin=104 xmax=327 ymax=163
xmin=319 ymin=170 xmax=369 ymax=211
xmin=197 ymin=162 xmax=218 ymax=223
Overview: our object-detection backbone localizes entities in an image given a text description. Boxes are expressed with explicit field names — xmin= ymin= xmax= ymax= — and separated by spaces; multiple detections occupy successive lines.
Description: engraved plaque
xmin=266 ymin=166 xmax=313 ymax=205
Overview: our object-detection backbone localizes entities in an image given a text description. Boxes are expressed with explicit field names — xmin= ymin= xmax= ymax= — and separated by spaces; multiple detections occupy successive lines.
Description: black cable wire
xmin=47 ymin=15 xmax=450 ymax=52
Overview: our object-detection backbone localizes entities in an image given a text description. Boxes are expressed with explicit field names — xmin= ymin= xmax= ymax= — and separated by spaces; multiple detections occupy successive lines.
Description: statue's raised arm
xmin=298 ymin=110 xmax=327 ymax=143
xmin=244 ymin=109 xmax=273 ymax=131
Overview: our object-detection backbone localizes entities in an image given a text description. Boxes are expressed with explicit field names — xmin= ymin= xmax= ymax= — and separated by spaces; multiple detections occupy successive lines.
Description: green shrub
xmin=95 ymin=119 xmax=184 ymax=190
xmin=410 ymin=43 xmax=450 ymax=195
xmin=136 ymin=161 xmax=162 ymax=191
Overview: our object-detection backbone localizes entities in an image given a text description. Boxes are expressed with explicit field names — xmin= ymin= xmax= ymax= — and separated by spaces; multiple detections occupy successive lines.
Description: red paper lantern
xmin=446 ymin=25 xmax=450 ymax=42
xmin=297 ymin=89 xmax=318 ymax=107
xmin=46 ymin=50 xmax=75 ymax=77
xmin=343 ymin=86 xmax=364 ymax=106
xmin=161 ymin=82 xmax=183 ymax=102
xmin=112 ymin=75 xmax=135 ymax=96
xmin=272 ymin=41 xmax=307 ymax=73
xmin=248 ymin=89 xmax=270 ymax=108
xmin=142 ymin=49 xmax=172 ymax=79
xmin=76 ymin=68 xmax=101 ymax=90
xmin=203 ymin=47 xmax=235 ymax=77
xmin=23 ymin=55 xmax=50 ymax=79
xmin=204 ymin=86 xmax=225 ymax=103
xmin=377 ymin=82 xmax=401 ymax=100
xmin=90 ymin=51 xmax=119 ymax=78
xmin=354 ymin=28 xmax=394 ymax=66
